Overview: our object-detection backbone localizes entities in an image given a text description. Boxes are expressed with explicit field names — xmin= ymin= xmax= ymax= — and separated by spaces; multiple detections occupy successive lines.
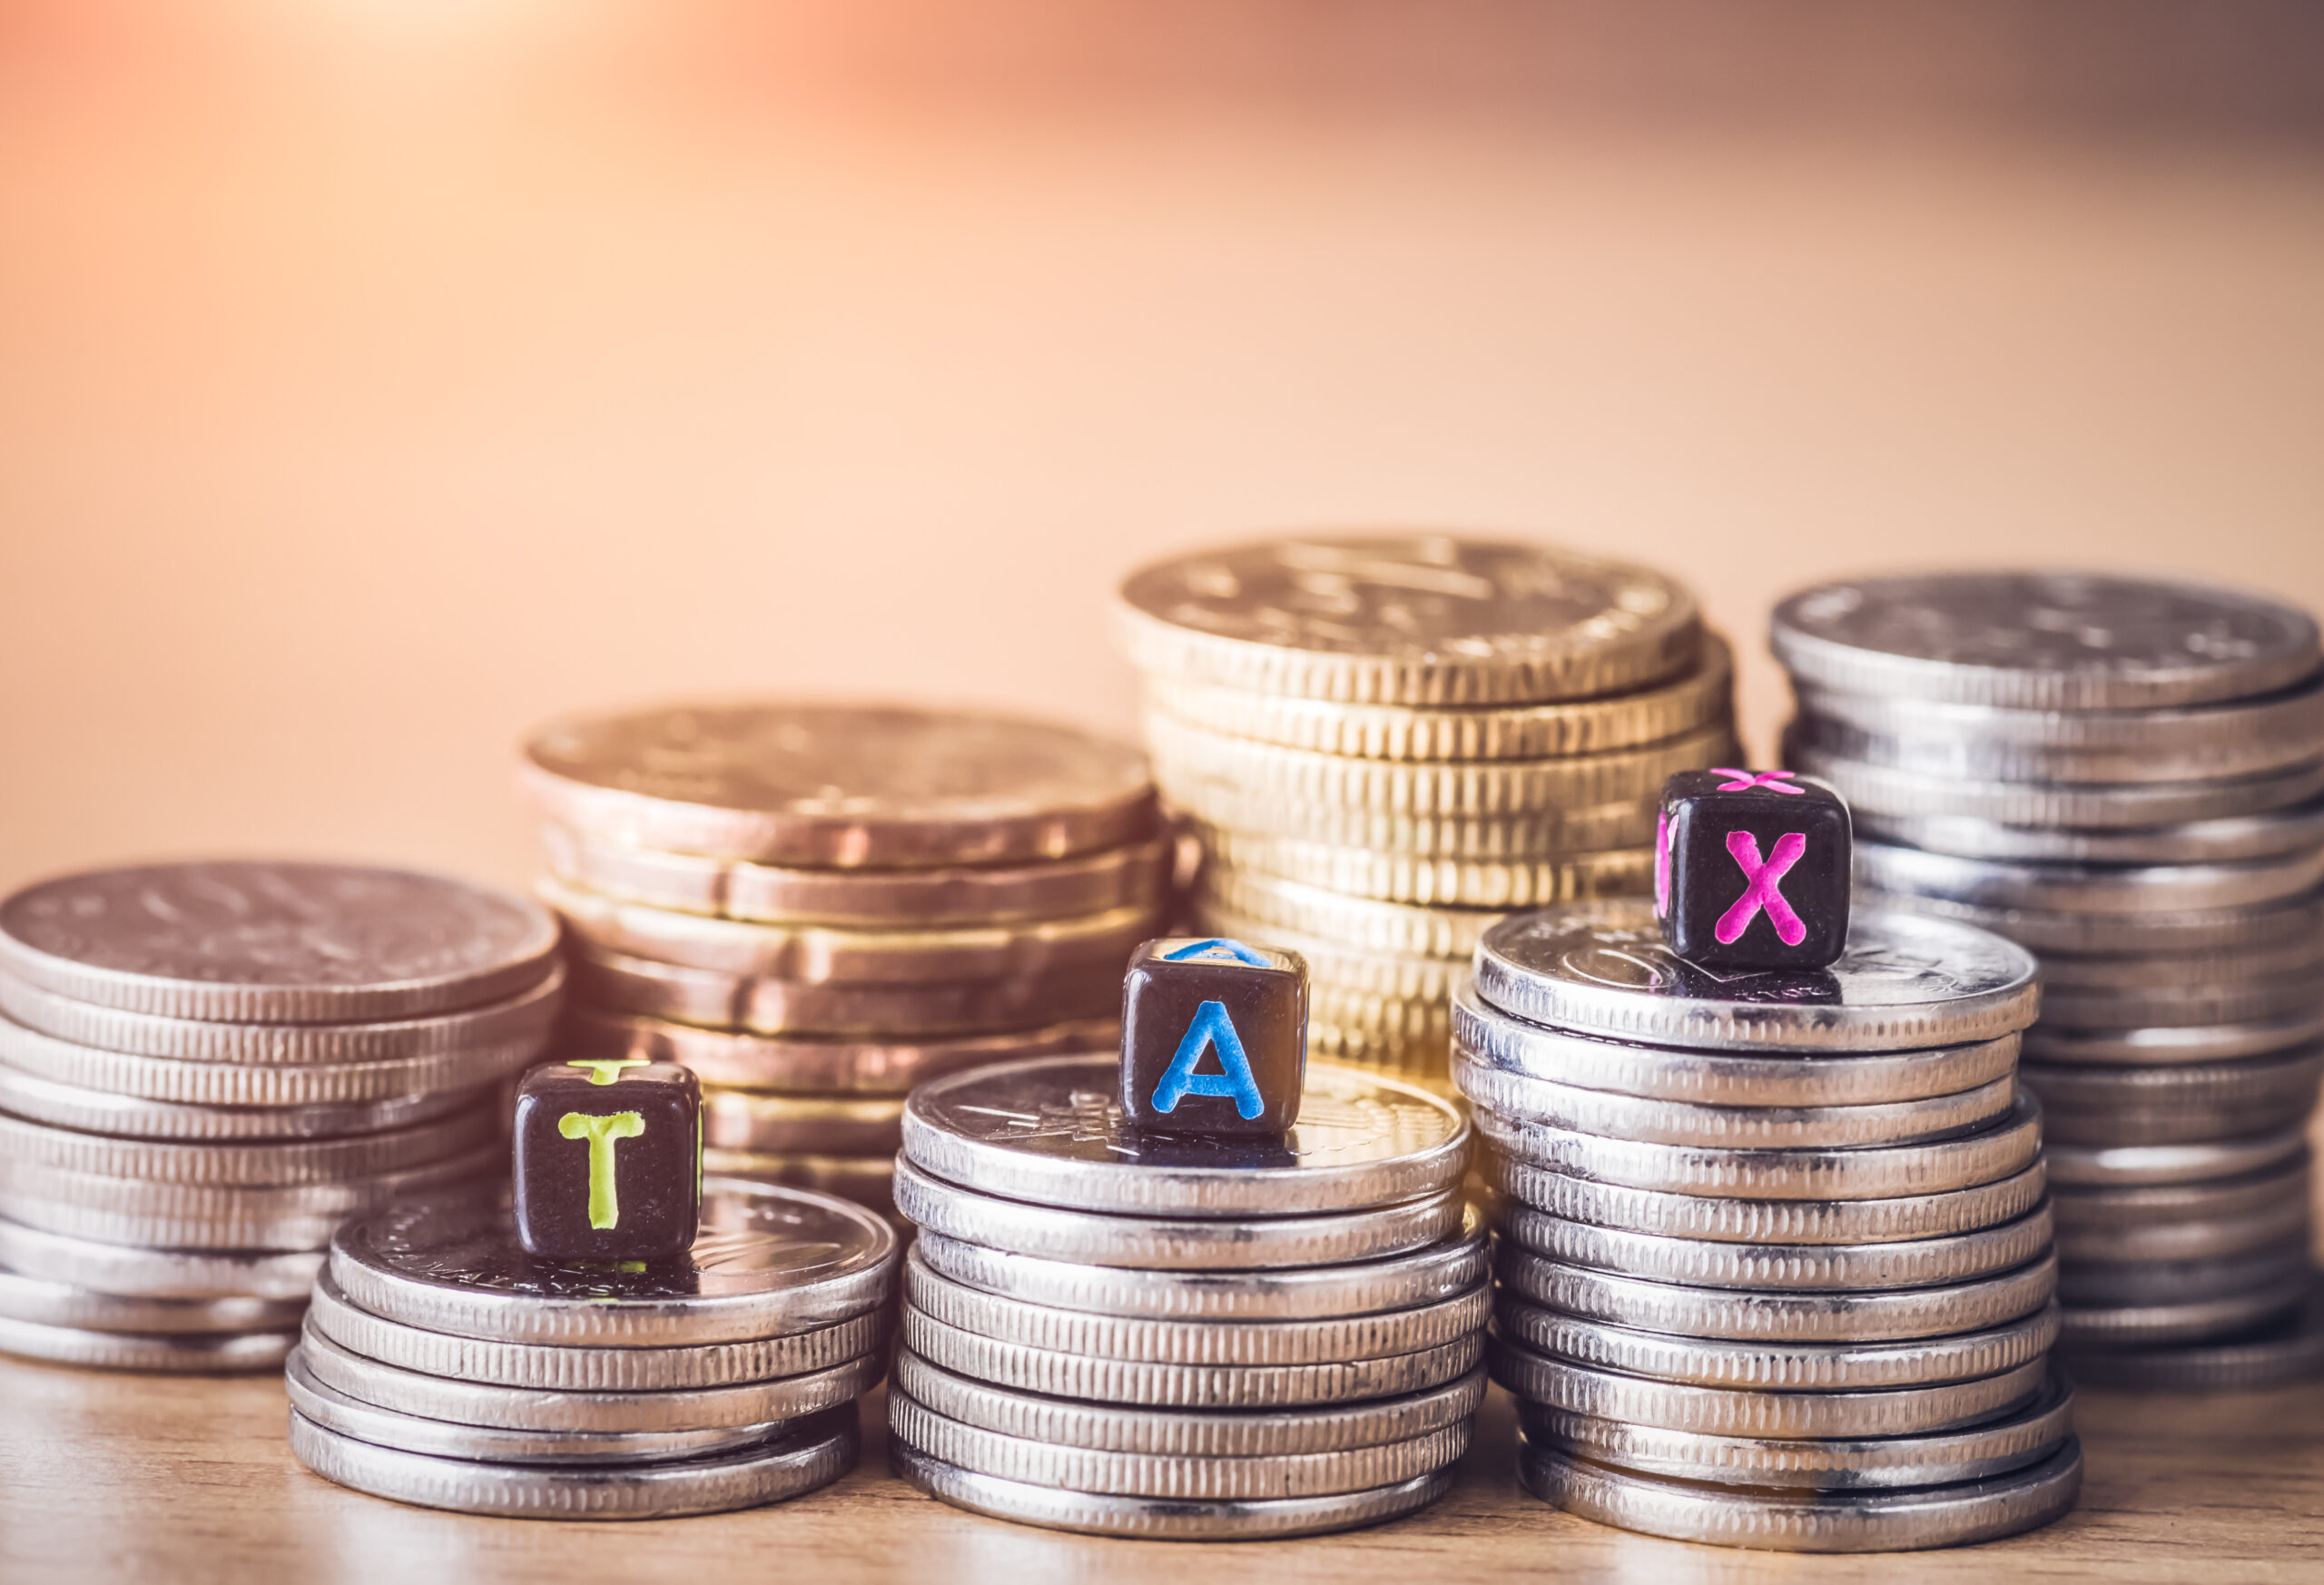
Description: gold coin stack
xmin=1114 ymin=534 xmax=1735 ymax=1086
xmin=519 ymin=704 xmax=1174 ymax=1217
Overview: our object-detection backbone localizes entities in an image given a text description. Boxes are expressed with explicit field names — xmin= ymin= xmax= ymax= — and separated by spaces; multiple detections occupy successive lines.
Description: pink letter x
xmin=1716 ymin=831 xmax=1808 ymax=945
xmin=1713 ymin=768 xmax=1805 ymax=795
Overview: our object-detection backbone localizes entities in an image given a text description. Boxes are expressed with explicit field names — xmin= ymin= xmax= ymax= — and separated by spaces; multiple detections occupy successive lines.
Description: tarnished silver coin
xmin=1793 ymin=713 xmax=2324 ymax=787
xmin=329 ymin=1180 xmax=897 ymax=1347
xmin=2021 ymin=1013 xmax=2324 ymax=1067
xmin=2048 ymin=1157 xmax=2309 ymax=1228
xmin=901 ymin=1055 xmax=1467 ymax=1217
xmin=0 ymin=1061 xmax=489 ymax=1144
xmin=1517 ymin=1432 xmax=2083 ymax=1552
xmin=0 ymin=1108 xmax=497 ymax=1187
xmin=2042 ymin=1106 xmax=2311 ymax=1150
xmin=0 ymin=1215 xmax=321 ymax=1300
xmin=1858 ymin=800 xmax=2324 ymax=865
xmin=1472 ymin=903 xmax=2040 ymax=1053
xmin=1854 ymin=841 xmax=2324 ymax=916
xmin=0 ymin=1314 xmax=293 ymax=1373
xmin=2061 ymin=1282 xmax=2323 ymax=1390
xmin=1866 ymin=885 xmax=2324 ymax=957
xmin=2034 ymin=938 xmax=2324 ymax=991
xmin=0 ymin=861 xmax=558 ymax=1022
xmin=2038 ymin=976 xmax=2323 ymax=1033
xmin=2055 ymin=1244 xmax=2310 ymax=1307
xmin=2053 ymin=1201 xmax=2310 ymax=1265
xmin=0 ymin=1265 xmax=304 ymax=1334
xmin=2058 ymin=1274 xmax=2310 ymax=1346
xmin=2024 ymin=1049 xmax=2322 ymax=1120
xmin=2043 ymin=1127 xmax=2308 ymax=1187
xmin=289 ymin=1403 xmax=857 ymax=1519
xmin=1788 ymin=742 xmax=2324 ymax=830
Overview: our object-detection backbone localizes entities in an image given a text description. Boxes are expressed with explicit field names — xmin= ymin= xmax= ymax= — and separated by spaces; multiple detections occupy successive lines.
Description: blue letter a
xmin=1149 ymin=1001 xmax=1265 ymax=1120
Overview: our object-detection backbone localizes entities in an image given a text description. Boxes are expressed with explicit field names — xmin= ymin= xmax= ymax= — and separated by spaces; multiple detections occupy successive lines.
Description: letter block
xmin=1119 ymin=937 xmax=1307 ymax=1137
xmin=1655 ymin=768 xmax=1853 ymax=971
xmin=513 ymin=1057 xmax=703 ymax=1263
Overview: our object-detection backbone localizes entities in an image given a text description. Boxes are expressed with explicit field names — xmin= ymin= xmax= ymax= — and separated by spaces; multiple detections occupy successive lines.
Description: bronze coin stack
xmin=522 ymin=703 xmax=1175 ymax=1218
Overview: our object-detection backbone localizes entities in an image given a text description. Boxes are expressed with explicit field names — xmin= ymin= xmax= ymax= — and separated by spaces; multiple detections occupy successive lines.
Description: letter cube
xmin=513 ymin=1058 xmax=702 ymax=1263
xmin=1120 ymin=937 xmax=1307 ymax=1137
xmin=1655 ymin=768 xmax=1853 ymax=971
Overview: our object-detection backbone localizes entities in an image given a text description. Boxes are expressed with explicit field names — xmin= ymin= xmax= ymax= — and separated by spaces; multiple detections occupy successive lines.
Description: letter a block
xmin=1119 ymin=937 xmax=1307 ymax=1137
xmin=1655 ymin=768 xmax=1853 ymax=971
xmin=513 ymin=1058 xmax=703 ymax=1263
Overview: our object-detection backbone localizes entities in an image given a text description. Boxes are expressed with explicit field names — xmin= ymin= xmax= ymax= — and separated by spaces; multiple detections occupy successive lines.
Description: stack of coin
xmin=520 ymin=703 xmax=1174 ymax=1218
xmin=0 ymin=861 xmax=557 ymax=1373
xmin=1114 ymin=534 xmax=1736 ymax=1087
xmin=1460 ymin=901 xmax=2081 ymax=1551
xmin=1775 ymin=573 xmax=2324 ymax=1390
xmin=885 ymin=1053 xmax=1489 ymax=1539
xmin=285 ymin=1178 xmax=896 ymax=1519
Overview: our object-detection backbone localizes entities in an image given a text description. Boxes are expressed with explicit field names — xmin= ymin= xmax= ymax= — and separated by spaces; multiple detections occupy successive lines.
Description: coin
xmin=1858 ymin=801 xmax=2324 ymax=865
xmin=1472 ymin=903 xmax=2040 ymax=1053
xmin=1195 ymin=866 xmax=1496 ymax=959
xmin=522 ymin=703 xmax=1157 ymax=867
xmin=2053 ymin=1201 xmax=2309 ymax=1265
xmin=2043 ymin=1106 xmax=2304 ymax=1149
xmin=901 ymin=1055 xmax=1468 ymax=1217
xmin=1516 ymin=1433 xmax=2083 ymax=1552
xmin=288 ymin=1403 xmax=858 ymax=1519
xmin=2034 ymin=978 xmax=2322 ymax=1033
xmin=2022 ymin=1013 xmax=2324 ymax=1066
xmin=2048 ymin=1159 xmax=2309 ymax=1227
xmin=696 ymin=1151 xmax=897 ymax=1215
xmin=0 ymin=1108 xmax=497 ymax=1186
xmin=1770 ymin=573 xmax=2319 ymax=709
xmin=2060 ymin=1282 xmax=2323 ymax=1390
xmin=1793 ymin=713 xmax=2324 ymax=786
xmin=0 ymin=1315 xmax=294 ymax=1373
xmin=2057 ymin=1273 xmax=2310 ymax=1345
xmin=2054 ymin=1244 xmax=2310 ymax=1306
xmin=2024 ymin=1049 xmax=2323 ymax=1117
xmin=0 ymin=862 xmax=558 ymax=1022
xmin=1793 ymin=671 xmax=2324 ymax=761
xmin=1786 ymin=741 xmax=2324 ymax=828
xmin=1115 ymin=534 xmax=1701 ymax=705
xmin=0 ymin=1062 xmax=490 ymax=1143
xmin=1494 ymin=1205 xmax=2054 ymax=1293
xmin=2043 ymin=1127 xmax=2307 ymax=1186
xmin=1152 ymin=785 xmax=1659 ymax=858
xmin=1196 ymin=827 xmax=1651 ymax=909
xmin=0 ymin=1266 xmax=305 ymax=1334
xmin=2034 ymin=938 xmax=2324 ymax=990
xmin=1187 ymin=905 xmax=1456 ymax=1000
xmin=562 ymin=1008 xmax=1118 ymax=1097
xmin=0 ymin=1017 xmax=539 ymax=1108
xmin=1854 ymin=842 xmax=2324 ymax=916
xmin=0 ymin=1215 xmax=321 ymax=1300
xmin=701 ymin=1089 xmax=906 ymax=1155
xmin=1866 ymin=885 xmax=2324 ymax=957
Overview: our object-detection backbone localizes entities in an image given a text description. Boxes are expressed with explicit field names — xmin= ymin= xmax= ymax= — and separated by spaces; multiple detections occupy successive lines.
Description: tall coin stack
xmin=1776 ymin=573 xmax=2324 ymax=1389
xmin=0 ymin=862 xmax=556 ymax=1373
xmin=1460 ymin=901 xmax=2081 ymax=1552
xmin=287 ymin=1180 xmax=896 ymax=1518
xmin=1114 ymin=534 xmax=1735 ymax=1087
xmin=520 ymin=704 xmax=1173 ymax=1218
xmin=886 ymin=1054 xmax=1489 ymax=1540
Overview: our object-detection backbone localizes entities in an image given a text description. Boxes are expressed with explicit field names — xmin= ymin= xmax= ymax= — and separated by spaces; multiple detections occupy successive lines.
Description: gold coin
xmin=1159 ymin=783 xmax=1659 ymax=858
xmin=1197 ymin=826 xmax=1649 ymax=908
xmin=702 ymin=1149 xmax=897 ymax=1216
xmin=1189 ymin=904 xmax=1461 ymax=1001
xmin=1146 ymin=635 xmax=1733 ymax=762
xmin=522 ymin=703 xmax=1156 ymax=866
xmin=1196 ymin=867 xmax=1498 ymax=960
xmin=1114 ymin=534 xmax=1700 ymax=705
xmin=702 ymin=1090 xmax=906 ymax=1157
xmin=562 ymin=1009 xmax=1118 ymax=1097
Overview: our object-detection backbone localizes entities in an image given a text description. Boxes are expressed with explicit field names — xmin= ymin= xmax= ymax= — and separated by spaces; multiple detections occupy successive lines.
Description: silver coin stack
xmin=0 ymin=861 xmax=557 ymax=1373
xmin=1776 ymin=573 xmax=2324 ymax=1390
xmin=1458 ymin=901 xmax=2083 ymax=1552
xmin=285 ymin=1179 xmax=896 ymax=1519
xmin=885 ymin=1053 xmax=1490 ymax=1540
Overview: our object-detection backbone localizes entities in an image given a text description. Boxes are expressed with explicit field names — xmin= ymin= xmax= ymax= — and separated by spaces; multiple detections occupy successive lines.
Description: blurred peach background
xmin=3 ymin=1 xmax=2320 ymax=896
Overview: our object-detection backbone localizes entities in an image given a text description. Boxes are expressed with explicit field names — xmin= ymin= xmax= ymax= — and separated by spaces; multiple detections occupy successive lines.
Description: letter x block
xmin=513 ymin=1058 xmax=702 ymax=1263
xmin=1120 ymin=937 xmax=1307 ymax=1137
xmin=1655 ymin=769 xmax=1852 ymax=971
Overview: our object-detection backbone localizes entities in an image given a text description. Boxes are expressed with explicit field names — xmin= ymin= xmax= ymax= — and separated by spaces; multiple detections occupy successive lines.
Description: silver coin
xmin=1793 ymin=672 xmax=2324 ymax=760
xmin=0 ymin=1061 xmax=490 ymax=1143
xmin=1857 ymin=800 xmax=2324 ymax=865
xmin=2049 ymin=1157 xmax=2310 ymax=1227
xmin=2022 ymin=1013 xmax=2324 ymax=1066
xmin=0 ymin=1314 xmax=293 ymax=1373
xmin=2053 ymin=1201 xmax=2310 ymax=1265
xmin=1517 ymin=1432 xmax=2083 ymax=1552
xmin=2059 ymin=1274 xmax=2310 ymax=1345
xmin=891 ymin=1349 xmax=1485 ymax=1457
xmin=283 ymin=1351 xmax=791 ymax=1465
xmin=1866 ymin=884 xmax=2324 ymax=957
xmin=2042 ymin=1106 xmax=2314 ymax=1150
xmin=0 ymin=1108 xmax=497 ymax=1187
xmin=2060 ymin=1281 xmax=2323 ymax=1390
xmin=1792 ymin=712 xmax=2324 ymax=786
xmin=2039 ymin=977 xmax=2324 ymax=1032
xmin=0 ymin=862 xmax=559 ymax=1022
xmin=1472 ymin=903 xmax=2039 ymax=1053
xmin=1517 ymin=1369 xmax=2074 ymax=1491
xmin=0 ymin=1265 xmax=304 ymax=1334
xmin=288 ymin=1403 xmax=858 ymax=1519
xmin=1494 ymin=1247 xmax=2057 ymax=1343
xmin=890 ymin=1440 xmax=1453 ymax=1540
xmin=909 ymin=1213 xmax=1487 ymax=1322
xmin=2044 ymin=1128 xmax=2309 ymax=1186
xmin=1477 ymin=1092 xmax=2043 ymax=1201
xmin=298 ymin=1320 xmax=882 ymax=1432
xmin=2055 ymin=1244 xmax=2311 ymax=1306
xmin=2035 ymin=938 xmax=2324 ymax=991
xmin=1494 ymin=1204 xmax=2054 ymax=1293
xmin=1770 ymin=572 xmax=2320 ymax=709
xmin=1788 ymin=741 xmax=2324 ymax=829
xmin=2024 ymin=1049 xmax=2323 ymax=1117
xmin=0 ymin=1215 xmax=321 ymax=1300
xmin=901 ymin=1055 xmax=1468 ymax=1217
xmin=1854 ymin=841 xmax=2324 ymax=916
xmin=890 ymin=1391 xmax=1469 ymax=1501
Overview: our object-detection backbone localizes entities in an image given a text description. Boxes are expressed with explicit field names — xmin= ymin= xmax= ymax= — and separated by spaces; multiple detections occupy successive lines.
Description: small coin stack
xmin=285 ymin=1180 xmax=897 ymax=1518
xmin=520 ymin=703 xmax=1174 ymax=1218
xmin=1776 ymin=573 xmax=2324 ymax=1390
xmin=1461 ymin=901 xmax=2081 ymax=1552
xmin=1114 ymin=534 xmax=1736 ymax=1087
xmin=0 ymin=861 xmax=557 ymax=1373
xmin=885 ymin=1054 xmax=1489 ymax=1540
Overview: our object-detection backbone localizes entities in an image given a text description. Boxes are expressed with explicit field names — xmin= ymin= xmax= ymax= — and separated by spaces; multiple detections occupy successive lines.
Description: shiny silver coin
xmin=1494 ymin=1246 xmax=2056 ymax=1344
xmin=1787 ymin=741 xmax=2324 ymax=830
xmin=891 ymin=1349 xmax=1485 ymax=1457
xmin=2058 ymin=1273 xmax=2310 ymax=1346
xmin=2022 ymin=1012 xmax=2324 ymax=1067
xmin=909 ymin=1213 xmax=1487 ymax=1323
xmin=2039 ymin=976 xmax=2324 ymax=1032
xmin=2043 ymin=1127 xmax=2308 ymax=1187
xmin=2061 ymin=1281 xmax=2323 ymax=1390
xmin=0 ymin=1314 xmax=293 ymax=1373
xmin=329 ymin=1180 xmax=897 ymax=1347
xmin=0 ymin=1265 xmax=304 ymax=1334
xmin=288 ymin=1403 xmax=857 ymax=1519
xmin=0 ymin=1215 xmax=320 ymax=1301
xmin=2049 ymin=1157 xmax=2310 ymax=1228
xmin=2053 ymin=1200 xmax=2310 ymax=1265
xmin=901 ymin=1055 xmax=1467 ymax=1218
xmin=1793 ymin=671 xmax=2324 ymax=764
xmin=1518 ymin=1432 xmax=2083 ymax=1552
xmin=0 ymin=861 xmax=559 ymax=1023
xmin=890 ymin=1391 xmax=1469 ymax=1501
xmin=1770 ymin=572 xmax=2321 ymax=710
xmin=2034 ymin=938 xmax=2324 ymax=991
xmin=298 ymin=1321 xmax=882 ymax=1432
xmin=0 ymin=1061 xmax=489 ymax=1144
xmin=1518 ymin=1369 xmax=2074 ymax=1491
xmin=1453 ymin=980 xmax=2018 ymax=1107
xmin=1793 ymin=711 xmax=2324 ymax=787
xmin=1494 ymin=1203 xmax=2054 ymax=1293
xmin=2027 ymin=1050 xmax=2322 ymax=1125
xmin=283 ymin=1351 xmax=792 ymax=1466
xmin=2054 ymin=1243 xmax=2311 ymax=1307
xmin=1857 ymin=800 xmax=2324 ymax=865
xmin=1855 ymin=840 xmax=2324 ymax=916
xmin=1866 ymin=884 xmax=2324 ymax=958
xmin=890 ymin=1440 xmax=1452 ymax=1540
xmin=0 ymin=1108 xmax=497 ymax=1187
xmin=1472 ymin=903 xmax=2039 ymax=1053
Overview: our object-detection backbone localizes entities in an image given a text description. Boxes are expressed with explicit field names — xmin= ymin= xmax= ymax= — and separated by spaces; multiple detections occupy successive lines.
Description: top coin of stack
xmin=0 ymin=861 xmax=560 ymax=1372
xmin=1115 ymin=534 xmax=1737 ymax=1084
xmin=522 ymin=704 xmax=1175 ymax=1216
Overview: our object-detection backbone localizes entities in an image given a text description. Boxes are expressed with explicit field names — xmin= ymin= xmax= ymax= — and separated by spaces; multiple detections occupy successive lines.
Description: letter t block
xmin=513 ymin=1057 xmax=703 ymax=1263
xmin=1119 ymin=937 xmax=1307 ymax=1137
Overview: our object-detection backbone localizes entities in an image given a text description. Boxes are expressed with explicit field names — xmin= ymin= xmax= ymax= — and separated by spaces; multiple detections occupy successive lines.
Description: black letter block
xmin=1120 ymin=937 xmax=1307 ymax=1137
xmin=1655 ymin=769 xmax=1852 ymax=971
xmin=513 ymin=1058 xmax=703 ymax=1263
